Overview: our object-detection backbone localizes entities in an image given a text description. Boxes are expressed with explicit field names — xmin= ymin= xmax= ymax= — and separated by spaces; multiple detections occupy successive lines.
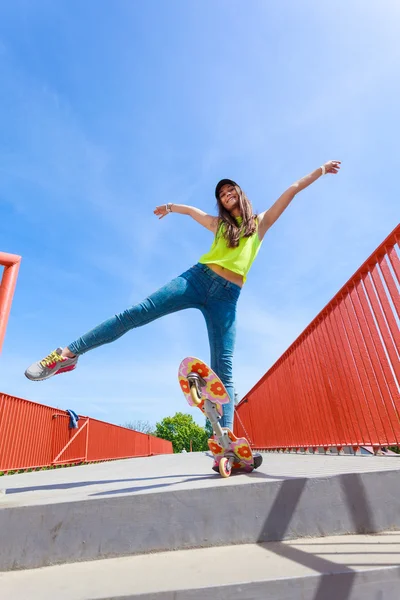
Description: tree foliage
xmin=154 ymin=412 xmax=210 ymax=453
xmin=205 ymin=418 xmax=213 ymax=438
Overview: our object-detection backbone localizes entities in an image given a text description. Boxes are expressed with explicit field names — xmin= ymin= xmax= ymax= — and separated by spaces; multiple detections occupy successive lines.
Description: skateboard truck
xmin=187 ymin=372 xmax=206 ymax=406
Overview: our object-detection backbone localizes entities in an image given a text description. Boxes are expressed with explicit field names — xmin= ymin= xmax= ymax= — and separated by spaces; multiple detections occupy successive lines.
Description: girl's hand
xmin=323 ymin=160 xmax=341 ymax=174
xmin=154 ymin=205 xmax=170 ymax=219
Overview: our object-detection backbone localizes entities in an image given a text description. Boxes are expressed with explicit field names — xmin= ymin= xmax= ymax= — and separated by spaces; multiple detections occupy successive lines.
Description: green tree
xmin=205 ymin=418 xmax=213 ymax=438
xmin=155 ymin=412 xmax=209 ymax=453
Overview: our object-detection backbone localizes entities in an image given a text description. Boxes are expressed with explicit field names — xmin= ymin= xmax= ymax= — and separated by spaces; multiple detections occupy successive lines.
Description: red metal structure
xmin=235 ymin=225 xmax=400 ymax=454
xmin=0 ymin=252 xmax=21 ymax=354
xmin=0 ymin=392 xmax=172 ymax=473
xmin=0 ymin=252 xmax=172 ymax=471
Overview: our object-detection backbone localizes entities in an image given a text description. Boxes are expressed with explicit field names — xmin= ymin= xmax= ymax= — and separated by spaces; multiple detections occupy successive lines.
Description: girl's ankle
xmin=62 ymin=348 xmax=76 ymax=359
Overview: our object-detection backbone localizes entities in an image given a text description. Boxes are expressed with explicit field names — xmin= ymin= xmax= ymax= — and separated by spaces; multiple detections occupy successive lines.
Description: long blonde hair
xmin=216 ymin=185 xmax=257 ymax=248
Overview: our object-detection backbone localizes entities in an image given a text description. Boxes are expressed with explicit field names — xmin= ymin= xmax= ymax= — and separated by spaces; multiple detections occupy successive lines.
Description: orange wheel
xmin=219 ymin=457 xmax=231 ymax=478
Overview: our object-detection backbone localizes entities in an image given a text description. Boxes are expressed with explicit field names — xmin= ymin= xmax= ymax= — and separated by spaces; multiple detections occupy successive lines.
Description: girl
xmin=25 ymin=161 xmax=341 ymax=430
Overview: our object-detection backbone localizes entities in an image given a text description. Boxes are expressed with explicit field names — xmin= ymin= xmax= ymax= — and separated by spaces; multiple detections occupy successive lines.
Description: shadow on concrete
xmin=3 ymin=467 xmax=299 ymax=496
xmin=295 ymin=542 xmax=400 ymax=546
xmin=89 ymin=475 xmax=221 ymax=496
xmin=340 ymin=471 xmax=377 ymax=533
xmin=257 ymin=476 xmax=308 ymax=542
xmin=86 ymin=470 xmax=302 ymax=497
xmin=308 ymin=553 xmax=400 ymax=556
xmin=247 ymin=470 xmax=300 ymax=480
xmin=260 ymin=541 xmax=356 ymax=599
xmin=3 ymin=474 xmax=211 ymax=494
xmin=255 ymin=471 xmax=383 ymax=600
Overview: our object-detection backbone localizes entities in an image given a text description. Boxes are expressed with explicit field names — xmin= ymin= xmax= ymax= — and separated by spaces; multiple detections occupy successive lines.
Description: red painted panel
xmin=0 ymin=394 xmax=172 ymax=473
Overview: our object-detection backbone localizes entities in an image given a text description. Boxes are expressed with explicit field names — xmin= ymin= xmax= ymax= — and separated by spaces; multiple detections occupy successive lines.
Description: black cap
xmin=215 ymin=178 xmax=238 ymax=199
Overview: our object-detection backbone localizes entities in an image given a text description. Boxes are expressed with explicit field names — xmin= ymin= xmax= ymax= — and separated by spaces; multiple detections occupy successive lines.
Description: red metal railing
xmin=0 ymin=252 xmax=21 ymax=354
xmin=0 ymin=249 xmax=172 ymax=471
xmin=0 ymin=393 xmax=172 ymax=472
xmin=235 ymin=224 xmax=400 ymax=454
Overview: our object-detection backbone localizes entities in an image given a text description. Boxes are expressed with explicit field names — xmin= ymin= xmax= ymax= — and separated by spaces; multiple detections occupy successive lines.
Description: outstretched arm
xmin=154 ymin=203 xmax=218 ymax=233
xmin=258 ymin=160 xmax=341 ymax=241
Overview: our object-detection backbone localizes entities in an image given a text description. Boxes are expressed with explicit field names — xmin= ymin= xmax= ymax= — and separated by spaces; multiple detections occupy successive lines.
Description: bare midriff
xmin=207 ymin=263 xmax=244 ymax=288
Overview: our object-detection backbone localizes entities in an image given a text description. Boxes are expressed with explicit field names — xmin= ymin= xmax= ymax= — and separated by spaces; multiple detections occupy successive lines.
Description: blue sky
xmin=1 ymin=1 xmax=399 ymax=429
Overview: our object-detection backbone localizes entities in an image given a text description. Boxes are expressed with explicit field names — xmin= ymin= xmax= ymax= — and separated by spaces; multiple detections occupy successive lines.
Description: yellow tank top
xmin=198 ymin=217 xmax=262 ymax=282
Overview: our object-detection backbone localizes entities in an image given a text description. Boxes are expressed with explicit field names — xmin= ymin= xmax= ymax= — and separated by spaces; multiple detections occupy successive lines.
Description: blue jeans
xmin=68 ymin=263 xmax=241 ymax=430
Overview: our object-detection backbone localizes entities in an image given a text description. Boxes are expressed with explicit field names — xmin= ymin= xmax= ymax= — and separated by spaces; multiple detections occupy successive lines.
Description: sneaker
xmin=25 ymin=347 xmax=78 ymax=381
xmin=212 ymin=453 xmax=263 ymax=473
xmin=253 ymin=453 xmax=263 ymax=469
xmin=212 ymin=460 xmax=220 ymax=473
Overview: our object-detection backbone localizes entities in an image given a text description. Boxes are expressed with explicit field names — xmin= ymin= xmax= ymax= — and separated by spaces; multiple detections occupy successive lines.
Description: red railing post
xmin=0 ymin=252 xmax=21 ymax=354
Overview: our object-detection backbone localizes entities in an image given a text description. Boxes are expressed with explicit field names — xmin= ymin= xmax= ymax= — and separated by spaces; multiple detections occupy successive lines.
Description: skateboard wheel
xmin=190 ymin=384 xmax=202 ymax=406
xmin=219 ymin=457 xmax=231 ymax=478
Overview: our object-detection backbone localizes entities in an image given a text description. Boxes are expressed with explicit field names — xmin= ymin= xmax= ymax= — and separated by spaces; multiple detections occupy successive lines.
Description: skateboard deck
xmin=178 ymin=356 xmax=230 ymax=416
xmin=178 ymin=356 xmax=256 ymax=472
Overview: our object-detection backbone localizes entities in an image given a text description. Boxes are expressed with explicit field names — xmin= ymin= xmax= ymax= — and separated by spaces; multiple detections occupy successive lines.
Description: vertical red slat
xmin=379 ymin=255 xmax=400 ymax=318
xmin=295 ymin=337 xmax=319 ymax=448
xmin=280 ymin=353 xmax=297 ymax=447
xmin=356 ymin=280 xmax=399 ymax=413
xmin=370 ymin=264 xmax=400 ymax=353
xmin=320 ymin=304 xmax=356 ymax=445
xmin=387 ymin=246 xmax=400 ymax=286
xmin=280 ymin=351 xmax=299 ymax=449
xmin=282 ymin=349 xmax=302 ymax=448
xmin=312 ymin=312 xmax=346 ymax=446
xmin=330 ymin=296 xmax=374 ymax=445
xmin=323 ymin=302 xmax=360 ymax=444
xmin=334 ymin=297 xmax=369 ymax=446
xmin=308 ymin=325 xmax=334 ymax=448
xmin=363 ymin=274 xmax=400 ymax=384
xmin=341 ymin=292 xmax=388 ymax=445
xmin=351 ymin=282 xmax=400 ymax=441
xmin=295 ymin=335 xmax=316 ymax=448
xmin=307 ymin=324 xmax=336 ymax=448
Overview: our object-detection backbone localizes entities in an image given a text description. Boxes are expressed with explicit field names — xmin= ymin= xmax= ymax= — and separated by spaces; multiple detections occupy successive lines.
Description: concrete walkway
xmin=1 ymin=451 xmax=399 ymax=507
xmin=1 ymin=452 xmax=400 ymax=571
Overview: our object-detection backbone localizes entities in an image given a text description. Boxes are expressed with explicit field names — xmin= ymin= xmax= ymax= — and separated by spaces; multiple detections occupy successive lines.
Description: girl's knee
xmin=213 ymin=361 xmax=233 ymax=385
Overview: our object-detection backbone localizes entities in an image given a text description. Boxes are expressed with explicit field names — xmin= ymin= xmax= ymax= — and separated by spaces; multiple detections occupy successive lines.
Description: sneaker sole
xmin=56 ymin=364 xmax=77 ymax=375
xmin=25 ymin=363 xmax=77 ymax=382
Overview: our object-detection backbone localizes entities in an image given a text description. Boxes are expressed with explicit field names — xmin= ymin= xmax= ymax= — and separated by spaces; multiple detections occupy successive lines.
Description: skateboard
xmin=178 ymin=357 xmax=262 ymax=478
